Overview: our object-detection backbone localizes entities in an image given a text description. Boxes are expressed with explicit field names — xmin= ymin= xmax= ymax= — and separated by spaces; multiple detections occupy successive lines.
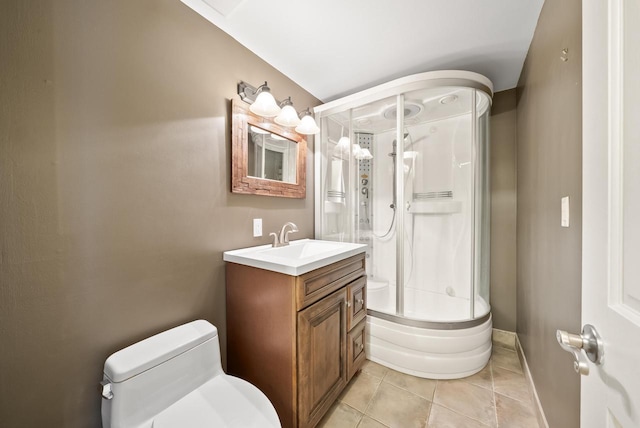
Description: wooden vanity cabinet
xmin=226 ymin=253 xmax=367 ymax=428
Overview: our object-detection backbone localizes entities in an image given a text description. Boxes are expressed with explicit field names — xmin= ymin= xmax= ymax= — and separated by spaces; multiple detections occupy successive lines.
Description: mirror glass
xmin=247 ymin=126 xmax=297 ymax=183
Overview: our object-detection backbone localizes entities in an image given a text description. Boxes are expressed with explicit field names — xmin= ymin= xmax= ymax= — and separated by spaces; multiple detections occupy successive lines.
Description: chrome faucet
xmin=269 ymin=222 xmax=299 ymax=247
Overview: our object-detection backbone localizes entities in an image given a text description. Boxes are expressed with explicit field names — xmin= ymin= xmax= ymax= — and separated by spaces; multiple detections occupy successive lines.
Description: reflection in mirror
xmin=247 ymin=126 xmax=297 ymax=183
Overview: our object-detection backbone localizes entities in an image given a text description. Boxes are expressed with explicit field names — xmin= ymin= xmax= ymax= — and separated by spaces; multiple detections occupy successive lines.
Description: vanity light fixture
xmin=275 ymin=97 xmax=302 ymax=127
xmin=238 ymin=80 xmax=319 ymax=135
xmin=238 ymin=81 xmax=281 ymax=118
xmin=295 ymin=109 xmax=320 ymax=135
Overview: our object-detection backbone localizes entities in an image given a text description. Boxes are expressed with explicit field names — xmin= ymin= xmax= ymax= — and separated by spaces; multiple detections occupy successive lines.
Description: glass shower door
xmin=400 ymin=87 xmax=476 ymax=321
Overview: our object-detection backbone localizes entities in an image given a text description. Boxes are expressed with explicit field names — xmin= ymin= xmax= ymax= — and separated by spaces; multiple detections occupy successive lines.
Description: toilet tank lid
xmin=104 ymin=320 xmax=217 ymax=383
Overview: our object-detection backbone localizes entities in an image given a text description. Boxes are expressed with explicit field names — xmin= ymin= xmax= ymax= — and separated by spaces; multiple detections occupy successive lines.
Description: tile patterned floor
xmin=318 ymin=340 xmax=540 ymax=428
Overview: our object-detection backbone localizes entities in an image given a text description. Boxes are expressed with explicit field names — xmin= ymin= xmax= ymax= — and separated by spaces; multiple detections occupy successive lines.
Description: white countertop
xmin=223 ymin=239 xmax=367 ymax=276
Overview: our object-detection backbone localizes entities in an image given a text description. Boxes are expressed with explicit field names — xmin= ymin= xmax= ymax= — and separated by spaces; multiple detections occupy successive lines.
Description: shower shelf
xmin=408 ymin=199 xmax=462 ymax=214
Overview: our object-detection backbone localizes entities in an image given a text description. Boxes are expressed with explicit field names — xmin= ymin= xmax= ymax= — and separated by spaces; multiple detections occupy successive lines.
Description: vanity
xmin=224 ymin=239 xmax=367 ymax=428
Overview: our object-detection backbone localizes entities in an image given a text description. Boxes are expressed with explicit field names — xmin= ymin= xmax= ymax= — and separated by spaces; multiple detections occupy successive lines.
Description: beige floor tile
xmin=495 ymin=393 xmax=539 ymax=428
xmin=427 ymin=404 xmax=491 ymax=427
xmin=383 ymin=370 xmax=437 ymax=401
xmin=357 ymin=415 xmax=389 ymax=428
xmin=491 ymin=346 xmax=523 ymax=374
xmin=361 ymin=359 xmax=389 ymax=379
xmin=492 ymin=330 xmax=516 ymax=350
xmin=326 ymin=363 xmax=539 ymax=428
xmin=492 ymin=366 xmax=532 ymax=403
xmin=340 ymin=371 xmax=383 ymax=412
xmin=460 ymin=362 xmax=493 ymax=390
xmin=365 ymin=382 xmax=431 ymax=428
xmin=433 ymin=380 xmax=496 ymax=427
xmin=318 ymin=402 xmax=363 ymax=428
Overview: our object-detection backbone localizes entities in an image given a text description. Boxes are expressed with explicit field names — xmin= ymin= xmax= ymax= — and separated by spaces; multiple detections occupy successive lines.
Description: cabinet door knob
xmin=356 ymin=298 xmax=364 ymax=305
xmin=346 ymin=300 xmax=351 ymax=307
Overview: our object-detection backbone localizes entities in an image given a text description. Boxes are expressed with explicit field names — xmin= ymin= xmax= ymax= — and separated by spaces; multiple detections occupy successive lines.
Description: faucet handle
xmin=269 ymin=232 xmax=279 ymax=247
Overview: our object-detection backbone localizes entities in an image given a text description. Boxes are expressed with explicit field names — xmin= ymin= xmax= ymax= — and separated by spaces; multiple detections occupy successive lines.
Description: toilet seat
xmin=151 ymin=375 xmax=280 ymax=428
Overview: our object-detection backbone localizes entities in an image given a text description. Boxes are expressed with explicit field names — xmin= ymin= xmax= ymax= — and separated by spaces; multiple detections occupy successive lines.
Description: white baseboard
xmin=515 ymin=334 xmax=549 ymax=428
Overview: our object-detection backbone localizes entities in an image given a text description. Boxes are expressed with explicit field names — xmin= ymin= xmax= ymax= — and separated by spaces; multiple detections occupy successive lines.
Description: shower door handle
xmin=556 ymin=324 xmax=604 ymax=375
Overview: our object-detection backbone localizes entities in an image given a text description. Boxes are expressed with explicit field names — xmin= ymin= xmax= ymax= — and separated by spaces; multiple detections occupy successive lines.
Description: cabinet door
xmin=347 ymin=276 xmax=367 ymax=330
xmin=297 ymin=288 xmax=348 ymax=428
xmin=347 ymin=319 xmax=367 ymax=380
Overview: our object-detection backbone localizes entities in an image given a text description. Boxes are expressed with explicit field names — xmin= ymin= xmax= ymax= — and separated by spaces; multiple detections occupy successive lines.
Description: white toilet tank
xmin=101 ymin=320 xmax=279 ymax=428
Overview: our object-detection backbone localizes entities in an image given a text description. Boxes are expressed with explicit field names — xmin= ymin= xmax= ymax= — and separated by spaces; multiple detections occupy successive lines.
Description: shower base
xmin=365 ymin=284 xmax=492 ymax=379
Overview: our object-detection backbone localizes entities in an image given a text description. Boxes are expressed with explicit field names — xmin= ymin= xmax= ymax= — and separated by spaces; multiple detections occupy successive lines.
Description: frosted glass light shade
xmin=250 ymin=125 xmax=270 ymax=134
xmin=250 ymin=90 xmax=281 ymax=117
xmin=333 ymin=137 xmax=350 ymax=157
xmin=295 ymin=114 xmax=320 ymax=135
xmin=270 ymin=133 xmax=287 ymax=141
xmin=337 ymin=137 xmax=350 ymax=149
xmin=357 ymin=148 xmax=373 ymax=160
xmin=274 ymin=104 xmax=301 ymax=127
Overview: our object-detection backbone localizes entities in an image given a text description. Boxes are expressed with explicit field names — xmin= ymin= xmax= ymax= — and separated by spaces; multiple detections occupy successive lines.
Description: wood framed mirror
xmin=231 ymin=99 xmax=307 ymax=198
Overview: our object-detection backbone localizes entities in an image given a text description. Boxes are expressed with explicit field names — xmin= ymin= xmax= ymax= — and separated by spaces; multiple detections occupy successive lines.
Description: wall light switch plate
xmin=561 ymin=196 xmax=570 ymax=227
xmin=253 ymin=218 xmax=262 ymax=237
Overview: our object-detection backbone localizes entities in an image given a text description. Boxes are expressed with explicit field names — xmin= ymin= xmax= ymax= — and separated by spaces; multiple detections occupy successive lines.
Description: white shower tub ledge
xmin=366 ymin=314 xmax=492 ymax=379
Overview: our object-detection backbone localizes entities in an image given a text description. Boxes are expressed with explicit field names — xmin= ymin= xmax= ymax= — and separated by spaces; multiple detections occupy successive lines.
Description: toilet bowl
xmin=100 ymin=320 xmax=280 ymax=428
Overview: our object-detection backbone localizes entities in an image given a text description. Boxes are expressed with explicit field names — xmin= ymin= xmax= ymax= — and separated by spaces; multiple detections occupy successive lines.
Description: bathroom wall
xmin=489 ymin=89 xmax=517 ymax=331
xmin=0 ymin=1 xmax=318 ymax=427
xmin=516 ymin=0 xmax=582 ymax=426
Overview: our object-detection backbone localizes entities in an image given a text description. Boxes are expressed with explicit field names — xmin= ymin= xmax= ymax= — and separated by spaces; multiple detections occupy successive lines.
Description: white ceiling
xmin=181 ymin=0 xmax=544 ymax=102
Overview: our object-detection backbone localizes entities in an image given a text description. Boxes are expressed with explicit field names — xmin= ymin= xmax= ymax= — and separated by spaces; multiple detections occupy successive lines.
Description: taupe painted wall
xmin=516 ymin=0 xmax=582 ymax=427
xmin=0 ymin=1 xmax=318 ymax=426
xmin=490 ymin=89 xmax=517 ymax=332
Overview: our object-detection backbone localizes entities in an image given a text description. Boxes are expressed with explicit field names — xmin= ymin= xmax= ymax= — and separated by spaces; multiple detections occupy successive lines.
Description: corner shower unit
xmin=314 ymin=71 xmax=492 ymax=379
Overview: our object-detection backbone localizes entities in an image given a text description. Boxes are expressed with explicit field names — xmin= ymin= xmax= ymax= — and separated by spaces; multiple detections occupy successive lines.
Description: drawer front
xmin=296 ymin=253 xmax=365 ymax=310
xmin=347 ymin=319 xmax=367 ymax=381
xmin=347 ymin=276 xmax=367 ymax=330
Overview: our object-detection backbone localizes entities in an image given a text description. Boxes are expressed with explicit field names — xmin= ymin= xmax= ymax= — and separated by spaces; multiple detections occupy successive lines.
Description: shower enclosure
xmin=314 ymin=71 xmax=493 ymax=378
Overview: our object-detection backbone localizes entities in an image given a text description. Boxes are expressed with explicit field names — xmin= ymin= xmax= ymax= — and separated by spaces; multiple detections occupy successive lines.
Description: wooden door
xmin=297 ymin=288 xmax=348 ymax=428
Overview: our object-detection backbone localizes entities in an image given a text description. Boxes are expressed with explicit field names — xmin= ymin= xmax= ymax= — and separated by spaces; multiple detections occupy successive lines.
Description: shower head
xmin=383 ymin=102 xmax=423 ymax=120
xmin=392 ymin=133 xmax=410 ymax=143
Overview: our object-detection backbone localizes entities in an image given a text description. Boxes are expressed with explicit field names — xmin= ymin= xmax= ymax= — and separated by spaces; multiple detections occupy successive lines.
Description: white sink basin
xmin=223 ymin=239 xmax=367 ymax=276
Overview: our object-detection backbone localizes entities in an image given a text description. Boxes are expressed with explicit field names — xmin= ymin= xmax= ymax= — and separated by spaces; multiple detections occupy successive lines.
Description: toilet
xmin=100 ymin=320 xmax=281 ymax=428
